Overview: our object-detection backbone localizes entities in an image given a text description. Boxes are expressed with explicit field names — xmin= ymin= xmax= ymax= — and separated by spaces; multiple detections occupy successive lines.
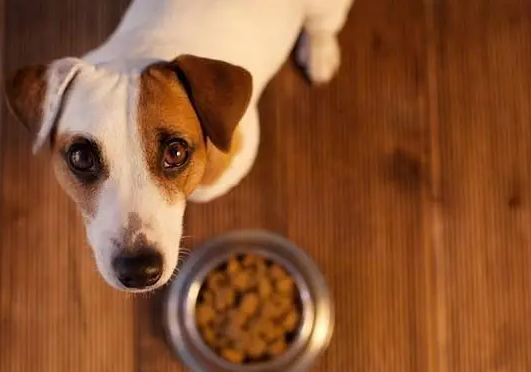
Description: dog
xmin=4 ymin=0 xmax=354 ymax=293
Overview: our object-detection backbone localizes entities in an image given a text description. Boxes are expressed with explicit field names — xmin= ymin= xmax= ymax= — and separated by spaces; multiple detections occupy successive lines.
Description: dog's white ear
xmin=4 ymin=57 xmax=85 ymax=153
xmin=168 ymin=55 xmax=253 ymax=153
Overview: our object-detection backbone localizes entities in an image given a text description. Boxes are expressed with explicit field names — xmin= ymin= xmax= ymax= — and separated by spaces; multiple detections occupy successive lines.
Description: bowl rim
xmin=163 ymin=229 xmax=335 ymax=372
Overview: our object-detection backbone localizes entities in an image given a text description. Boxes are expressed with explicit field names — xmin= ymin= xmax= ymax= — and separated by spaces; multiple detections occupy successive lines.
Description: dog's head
xmin=4 ymin=55 xmax=252 ymax=292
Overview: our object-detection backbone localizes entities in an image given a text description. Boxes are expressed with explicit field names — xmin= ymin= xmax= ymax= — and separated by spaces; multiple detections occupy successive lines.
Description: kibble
xmin=240 ymin=293 xmax=259 ymax=316
xmin=268 ymin=339 xmax=288 ymax=357
xmin=196 ymin=304 xmax=215 ymax=326
xmin=213 ymin=287 xmax=235 ymax=311
xmin=195 ymin=253 xmax=302 ymax=364
xmin=258 ymin=278 xmax=273 ymax=299
xmin=221 ymin=348 xmax=245 ymax=364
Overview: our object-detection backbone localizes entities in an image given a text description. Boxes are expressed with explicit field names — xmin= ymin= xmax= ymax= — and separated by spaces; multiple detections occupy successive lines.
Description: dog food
xmin=195 ymin=253 xmax=302 ymax=364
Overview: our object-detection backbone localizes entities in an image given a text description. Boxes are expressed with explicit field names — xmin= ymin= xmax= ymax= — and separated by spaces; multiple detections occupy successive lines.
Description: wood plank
xmin=434 ymin=0 xmax=531 ymax=370
xmin=281 ymin=0 xmax=433 ymax=371
xmin=0 ymin=1 xmax=135 ymax=372
xmin=0 ymin=0 xmax=3 ymax=152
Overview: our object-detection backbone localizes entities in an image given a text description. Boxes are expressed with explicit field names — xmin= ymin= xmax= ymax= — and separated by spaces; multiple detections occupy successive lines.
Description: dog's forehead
xmin=57 ymin=67 xmax=134 ymax=138
xmin=56 ymin=65 xmax=205 ymax=149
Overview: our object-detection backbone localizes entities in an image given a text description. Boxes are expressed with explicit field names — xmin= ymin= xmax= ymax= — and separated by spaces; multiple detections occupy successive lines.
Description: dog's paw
xmin=296 ymin=32 xmax=341 ymax=85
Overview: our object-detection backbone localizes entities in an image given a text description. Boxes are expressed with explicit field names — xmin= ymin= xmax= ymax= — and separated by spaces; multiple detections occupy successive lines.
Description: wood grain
xmin=0 ymin=1 xmax=135 ymax=372
xmin=1 ymin=0 xmax=531 ymax=371
xmin=281 ymin=0 xmax=433 ymax=370
xmin=434 ymin=0 xmax=531 ymax=370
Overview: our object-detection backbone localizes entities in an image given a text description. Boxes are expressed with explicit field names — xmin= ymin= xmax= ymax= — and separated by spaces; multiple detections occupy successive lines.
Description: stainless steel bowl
xmin=164 ymin=230 xmax=334 ymax=372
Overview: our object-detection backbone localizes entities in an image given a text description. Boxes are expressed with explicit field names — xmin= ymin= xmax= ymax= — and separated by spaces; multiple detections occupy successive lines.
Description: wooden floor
xmin=1 ymin=0 xmax=531 ymax=371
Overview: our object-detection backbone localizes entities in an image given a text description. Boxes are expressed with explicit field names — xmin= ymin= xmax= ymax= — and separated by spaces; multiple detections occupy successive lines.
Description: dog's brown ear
xmin=4 ymin=64 xmax=47 ymax=137
xmin=168 ymin=55 xmax=252 ymax=152
xmin=4 ymin=57 xmax=84 ymax=153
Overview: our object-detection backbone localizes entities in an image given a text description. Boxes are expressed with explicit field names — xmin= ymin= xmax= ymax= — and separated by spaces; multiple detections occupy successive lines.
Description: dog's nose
xmin=112 ymin=250 xmax=163 ymax=289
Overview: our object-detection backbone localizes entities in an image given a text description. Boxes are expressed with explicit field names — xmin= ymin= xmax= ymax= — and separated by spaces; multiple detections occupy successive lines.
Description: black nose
xmin=112 ymin=250 xmax=163 ymax=289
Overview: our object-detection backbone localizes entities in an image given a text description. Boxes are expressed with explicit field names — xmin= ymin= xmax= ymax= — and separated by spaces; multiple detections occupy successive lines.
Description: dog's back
xmin=83 ymin=0 xmax=308 ymax=98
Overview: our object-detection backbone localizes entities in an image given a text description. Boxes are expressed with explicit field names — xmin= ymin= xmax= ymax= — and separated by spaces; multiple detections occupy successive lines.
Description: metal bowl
xmin=164 ymin=230 xmax=334 ymax=372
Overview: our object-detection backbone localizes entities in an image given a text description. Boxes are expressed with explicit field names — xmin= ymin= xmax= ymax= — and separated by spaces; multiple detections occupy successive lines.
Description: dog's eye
xmin=163 ymin=139 xmax=190 ymax=171
xmin=66 ymin=142 xmax=100 ymax=177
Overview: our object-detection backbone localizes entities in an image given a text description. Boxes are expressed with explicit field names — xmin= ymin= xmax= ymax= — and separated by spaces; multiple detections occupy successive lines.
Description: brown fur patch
xmin=112 ymin=213 xmax=157 ymax=253
xmin=137 ymin=65 xmax=208 ymax=203
xmin=137 ymin=56 xmax=252 ymax=202
xmin=52 ymin=134 xmax=108 ymax=219
xmin=4 ymin=65 xmax=47 ymax=135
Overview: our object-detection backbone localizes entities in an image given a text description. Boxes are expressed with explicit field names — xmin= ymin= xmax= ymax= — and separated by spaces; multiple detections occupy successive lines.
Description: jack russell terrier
xmin=4 ymin=0 xmax=353 ymax=293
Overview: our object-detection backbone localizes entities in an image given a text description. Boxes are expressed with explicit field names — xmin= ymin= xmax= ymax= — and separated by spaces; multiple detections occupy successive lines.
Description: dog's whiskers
xmin=179 ymin=248 xmax=192 ymax=256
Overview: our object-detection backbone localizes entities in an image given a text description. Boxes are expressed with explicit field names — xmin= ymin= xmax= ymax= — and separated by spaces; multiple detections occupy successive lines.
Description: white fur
xmin=40 ymin=0 xmax=354 ymax=291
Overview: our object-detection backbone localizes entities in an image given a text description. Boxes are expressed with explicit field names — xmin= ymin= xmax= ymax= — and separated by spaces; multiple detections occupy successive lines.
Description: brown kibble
xmin=221 ymin=348 xmax=245 ymax=364
xmin=268 ymin=339 xmax=288 ymax=357
xmin=261 ymin=301 xmax=275 ymax=318
xmin=244 ymin=268 xmax=258 ymax=288
xmin=232 ymin=270 xmax=252 ymax=291
xmin=196 ymin=304 xmax=215 ymax=326
xmin=242 ymin=254 xmax=259 ymax=267
xmin=262 ymin=297 xmax=288 ymax=319
xmin=269 ymin=264 xmax=288 ymax=280
xmin=254 ymin=316 xmax=272 ymax=332
xmin=201 ymin=289 xmax=214 ymax=305
xmin=262 ymin=301 xmax=279 ymax=319
xmin=216 ymin=335 xmax=233 ymax=349
xmin=207 ymin=271 xmax=227 ymax=289
xmin=258 ymin=278 xmax=273 ymax=299
xmin=227 ymin=256 xmax=241 ymax=276
xmin=255 ymin=318 xmax=282 ymax=342
xmin=255 ymin=257 xmax=267 ymax=277
xmin=221 ymin=310 xmax=247 ymax=340
xmin=282 ymin=310 xmax=300 ymax=332
xmin=271 ymin=294 xmax=292 ymax=314
xmin=226 ymin=322 xmax=246 ymax=342
xmin=264 ymin=325 xmax=284 ymax=342
xmin=246 ymin=336 xmax=267 ymax=359
xmin=240 ymin=293 xmax=259 ymax=316
xmin=232 ymin=331 xmax=252 ymax=351
xmin=276 ymin=277 xmax=294 ymax=295
xmin=228 ymin=308 xmax=247 ymax=328
xmin=214 ymin=287 xmax=235 ymax=311
xmin=212 ymin=312 xmax=225 ymax=327
xmin=201 ymin=326 xmax=216 ymax=347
